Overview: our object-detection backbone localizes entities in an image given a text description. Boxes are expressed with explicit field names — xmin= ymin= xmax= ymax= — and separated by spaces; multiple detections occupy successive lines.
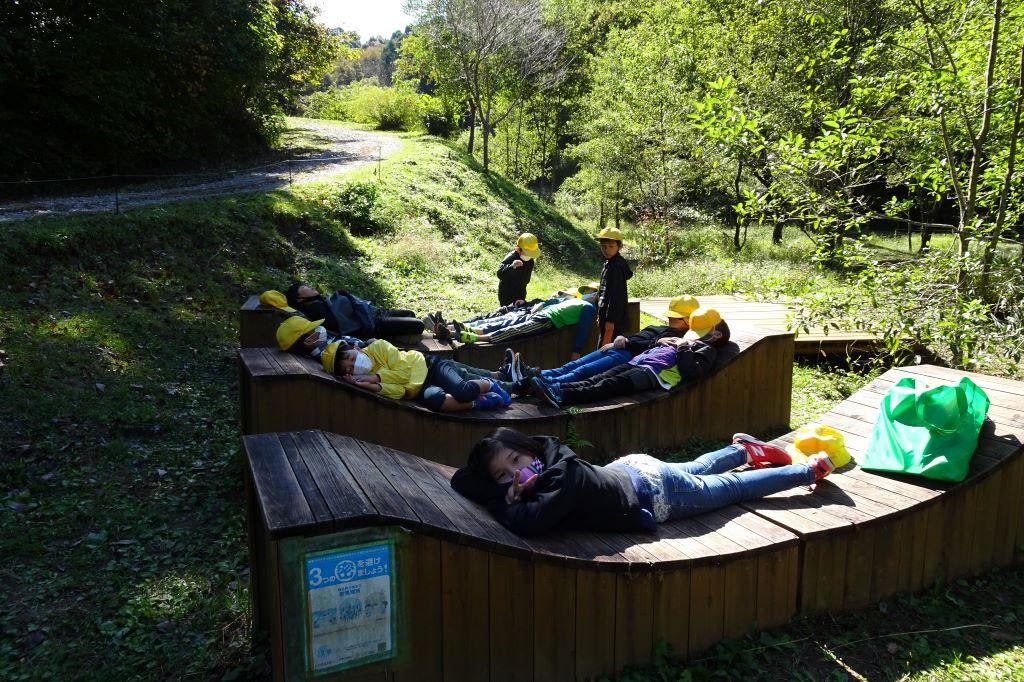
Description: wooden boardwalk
xmin=243 ymin=364 xmax=1024 ymax=680
xmin=640 ymin=295 xmax=880 ymax=356
xmin=237 ymin=325 xmax=793 ymax=464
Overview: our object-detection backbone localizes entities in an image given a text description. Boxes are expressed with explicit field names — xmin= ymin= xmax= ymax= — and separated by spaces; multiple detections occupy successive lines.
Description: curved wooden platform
xmin=237 ymin=325 xmax=794 ymax=464
xmin=239 ymin=295 xmax=641 ymax=371
xmin=243 ymin=364 xmax=1024 ymax=681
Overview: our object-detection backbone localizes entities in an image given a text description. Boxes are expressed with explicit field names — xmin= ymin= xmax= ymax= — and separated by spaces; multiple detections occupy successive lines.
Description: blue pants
xmin=570 ymin=302 xmax=597 ymax=354
xmin=659 ymin=445 xmax=814 ymax=520
xmin=540 ymin=348 xmax=632 ymax=384
xmin=417 ymin=359 xmax=485 ymax=410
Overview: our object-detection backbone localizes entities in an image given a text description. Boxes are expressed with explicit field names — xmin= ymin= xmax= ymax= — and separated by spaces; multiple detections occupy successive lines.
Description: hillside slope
xmin=0 ymin=127 xmax=603 ymax=677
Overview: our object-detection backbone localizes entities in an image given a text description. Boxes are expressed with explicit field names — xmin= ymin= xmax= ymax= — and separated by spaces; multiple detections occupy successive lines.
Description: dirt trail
xmin=0 ymin=121 xmax=402 ymax=223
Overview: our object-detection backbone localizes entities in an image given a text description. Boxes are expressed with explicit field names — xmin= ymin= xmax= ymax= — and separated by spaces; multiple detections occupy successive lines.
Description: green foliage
xmin=303 ymin=81 xmax=423 ymax=131
xmin=300 ymin=90 xmax=349 ymax=120
xmin=420 ymin=95 xmax=458 ymax=137
xmin=0 ymin=0 xmax=339 ymax=179
xmin=322 ymin=180 xmax=386 ymax=234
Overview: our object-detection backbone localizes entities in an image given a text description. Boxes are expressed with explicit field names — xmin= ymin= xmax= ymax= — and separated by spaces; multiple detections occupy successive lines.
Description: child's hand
xmin=506 ymin=471 xmax=538 ymax=504
xmin=511 ymin=260 xmax=524 ymax=269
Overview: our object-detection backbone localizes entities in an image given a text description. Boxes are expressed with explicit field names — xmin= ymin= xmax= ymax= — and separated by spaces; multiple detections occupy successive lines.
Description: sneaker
xmin=510 ymin=378 xmax=533 ymax=397
xmin=503 ymin=348 xmax=515 ymax=373
xmin=807 ymin=453 xmax=835 ymax=480
xmin=732 ymin=433 xmax=792 ymax=469
xmin=513 ymin=352 xmax=526 ymax=382
xmin=507 ymin=352 xmax=523 ymax=383
xmin=434 ymin=324 xmax=453 ymax=343
xmin=421 ymin=313 xmax=437 ymax=329
xmin=531 ymin=377 xmax=562 ymax=408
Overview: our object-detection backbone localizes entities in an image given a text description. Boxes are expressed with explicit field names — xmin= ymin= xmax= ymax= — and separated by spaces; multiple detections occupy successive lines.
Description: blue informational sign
xmin=304 ymin=542 xmax=394 ymax=673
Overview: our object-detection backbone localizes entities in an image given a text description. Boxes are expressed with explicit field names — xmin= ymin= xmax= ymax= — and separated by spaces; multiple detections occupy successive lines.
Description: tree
xmin=407 ymin=0 xmax=569 ymax=171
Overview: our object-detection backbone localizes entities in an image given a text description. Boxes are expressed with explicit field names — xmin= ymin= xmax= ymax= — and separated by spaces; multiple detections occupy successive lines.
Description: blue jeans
xmin=659 ymin=445 xmax=814 ymax=520
xmin=540 ymin=348 xmax=632 ymax=384
xmin=570 ymin=301 xmax=597 ymax=354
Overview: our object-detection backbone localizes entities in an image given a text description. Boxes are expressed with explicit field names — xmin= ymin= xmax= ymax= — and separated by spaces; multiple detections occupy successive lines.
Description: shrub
xmin=322 ymin=180 xmax=387 ymax=234
xmin=346 ymin=85 xmax=421 ymax=131
xmin=301 ymin=90 xmax=348 ymax=120
xmin=420 ymin=95 xmax=457 ymax=137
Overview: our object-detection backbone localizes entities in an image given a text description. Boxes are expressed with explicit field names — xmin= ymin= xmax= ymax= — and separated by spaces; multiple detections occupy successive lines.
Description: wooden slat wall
xmin=244 ymin=361 xmax=1024 ymax=681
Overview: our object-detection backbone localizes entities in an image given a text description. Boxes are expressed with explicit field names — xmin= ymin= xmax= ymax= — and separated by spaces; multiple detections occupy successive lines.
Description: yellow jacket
xmin=363 ymin=339 xmax=428 ymax=400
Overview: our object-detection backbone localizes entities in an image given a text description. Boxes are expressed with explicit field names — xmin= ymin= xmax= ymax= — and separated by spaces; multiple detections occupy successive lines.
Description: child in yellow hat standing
xmin=594 ymin=227 xmax=633 ymax=348
xmin=497 ymin=233 xmax=540 ymax=306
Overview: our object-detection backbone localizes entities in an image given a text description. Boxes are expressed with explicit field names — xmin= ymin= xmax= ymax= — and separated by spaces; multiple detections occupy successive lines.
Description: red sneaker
xmin=732 ymin=433 xmax=792 ymax=469
xmin=807 ymin=453 xmax=835 ymax=481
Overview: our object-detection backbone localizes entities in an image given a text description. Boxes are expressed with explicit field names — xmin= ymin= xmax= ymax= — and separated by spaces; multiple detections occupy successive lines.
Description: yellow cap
xmin=516 ymin=233 xmax=540 ymax=259
xmin=574 ymin=282 xmax=600 ymax=298
xmin=322 ymin=341 xmax=342 ymax=375
xmin=596 ymin=226 xmax=623 ymax=242
xmin=785 ymin=424 xmax=852 ymax=468
xmin=683 ymin=307 xmax=722 ymax=340
xmin=665 ymin=295 xmax=699 ymax=320
xmin=276 ymin=316 xmax=324 ymax=351
xmin=260 ymin=290 xmax=297 ymax=313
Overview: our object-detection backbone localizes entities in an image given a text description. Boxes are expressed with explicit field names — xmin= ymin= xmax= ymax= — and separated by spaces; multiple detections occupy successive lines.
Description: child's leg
xmin=570 ymin=302 xmax=597 ymax=355
xmin=558 ymin=364 xmax=638 ymax=405
xmin=543 ymin=349 xmax=632 ymax=384
xmin=449 ymin=361 xmax=514 ymax=393
xmin=426 ymin=360 xmax=484 ymax=404
xmin=670 ymin=444 xmax=748 ymax=476
xmin=486 ymin=317 xmax=554 ymax=343
xmin=660 ymin=464 xmax=815 ymax=520
xmin=541 ymin=349 xmax=606 ymax=380
xmin=375 ymin=314 xmax=425 ymax=336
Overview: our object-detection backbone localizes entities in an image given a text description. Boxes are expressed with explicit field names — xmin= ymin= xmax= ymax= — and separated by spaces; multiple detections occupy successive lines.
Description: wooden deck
xmin=237 ymin=325 xmax=793 ymax=464
xmin=244 ymin=363 xmax=1024 ymax=681
xmin=640 ymin=295 xmax=880 ymax=356
xmin=240 ymin=295 xmax=641 ymax=371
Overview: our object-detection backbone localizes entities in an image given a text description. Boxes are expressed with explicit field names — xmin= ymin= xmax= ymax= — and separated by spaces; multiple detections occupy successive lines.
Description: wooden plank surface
xmin=640 ymin=295 xmax=880 ymax=354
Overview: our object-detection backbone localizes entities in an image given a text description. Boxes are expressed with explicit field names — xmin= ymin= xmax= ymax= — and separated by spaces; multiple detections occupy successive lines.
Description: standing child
xmin=497 ymin=233 xmax=540 ymax=306
xmin=594 ymin=227 xmax=633 ymax=348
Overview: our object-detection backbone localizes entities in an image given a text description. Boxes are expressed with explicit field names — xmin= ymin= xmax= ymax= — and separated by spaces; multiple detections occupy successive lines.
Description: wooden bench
xmin=240 ymin=294 xmax=641 ymax=371
xmin=238 ymin=325 xmax=794 ymax=464
xmin=243 ymin=364 xmax=1024 ymax=681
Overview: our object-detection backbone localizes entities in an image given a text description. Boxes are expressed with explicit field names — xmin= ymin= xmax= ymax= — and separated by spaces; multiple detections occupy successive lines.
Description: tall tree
xmin=408 ymin=0 xmax=569 ymax=170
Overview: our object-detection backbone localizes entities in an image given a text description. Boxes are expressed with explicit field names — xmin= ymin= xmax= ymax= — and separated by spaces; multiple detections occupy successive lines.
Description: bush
xmin=301 ymin=90 xmax=348 ymax=120
xmin=420 ymin=95 xmax=457 ymax=137
xmin=346 ymin=85 xmax=421 ymax=131
xmin=322 ymin=180 xmax=388 ymax=234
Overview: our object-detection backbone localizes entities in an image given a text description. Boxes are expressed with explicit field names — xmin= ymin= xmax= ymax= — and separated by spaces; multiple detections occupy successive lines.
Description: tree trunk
xmin=467 ymin=101 xmax=476 ymax=155
xmin=772 ymin=222 xmax=784 ymax=244
xmin=482 ymin=121 xmax=490 ymax=171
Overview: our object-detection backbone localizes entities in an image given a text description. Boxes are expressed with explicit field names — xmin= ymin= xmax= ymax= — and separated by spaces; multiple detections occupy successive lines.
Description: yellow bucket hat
xmin=683 ymin=307 xmax=722 ymax=340
xmin=785 ymin=424 xmax=852 ymax=468
xmin=573 ymin=282 xmax=601 ymax=298
xmin=665 ymin=295 xmax=699 ymax=320
xmin=516 ymin=233 xmax=540 ymax=259
xmin=321 ymin=341 xmax=342 ymax=375
xmin=276 ymin=316 xmax=324 ymax=351
xmin=595 ymin=226 xmax=623 ymax=242
xmin=259 ymin=290 xmax=297 ymax=313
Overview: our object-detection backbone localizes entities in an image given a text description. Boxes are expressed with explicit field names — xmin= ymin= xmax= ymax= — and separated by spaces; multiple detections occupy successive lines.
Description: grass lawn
xmin=1 ymin=119 xmax=1019 ymax=680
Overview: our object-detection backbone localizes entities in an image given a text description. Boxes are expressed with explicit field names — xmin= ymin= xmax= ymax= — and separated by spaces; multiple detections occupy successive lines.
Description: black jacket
xmin=597 ymin=253 xmax=633 ymax=328
xmin=496 ymin=250 xmax=534 ymax=306
xmin=624 ymin=325 xmax=683 ymax=355
xmin=449 ymin=437 xmax=647 ymax=537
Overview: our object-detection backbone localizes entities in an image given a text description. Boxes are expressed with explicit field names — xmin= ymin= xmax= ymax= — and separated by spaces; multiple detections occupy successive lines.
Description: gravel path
xmin=0 ymin=121 xmax=403 ymax=223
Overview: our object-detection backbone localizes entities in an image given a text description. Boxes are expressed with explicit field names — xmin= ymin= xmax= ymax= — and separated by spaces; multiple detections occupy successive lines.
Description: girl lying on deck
xmin=321 ymin=339 xmax=522 ymax=412
xmin=450 ymin=427 xmax=835 ymax=536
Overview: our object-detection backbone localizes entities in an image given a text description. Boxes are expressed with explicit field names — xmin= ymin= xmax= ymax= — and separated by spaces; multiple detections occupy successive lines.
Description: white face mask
xmin=352 ymin=351 xmax=374 ymax=376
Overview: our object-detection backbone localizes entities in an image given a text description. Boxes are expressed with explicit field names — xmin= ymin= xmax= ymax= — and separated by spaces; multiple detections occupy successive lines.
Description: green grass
xmin=0 ymin=122 xmax=1019 ymax=680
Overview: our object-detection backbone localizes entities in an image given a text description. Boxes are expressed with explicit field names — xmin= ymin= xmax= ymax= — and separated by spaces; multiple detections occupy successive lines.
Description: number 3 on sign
xmin=308 ymin=567 xmax=323 ymax=587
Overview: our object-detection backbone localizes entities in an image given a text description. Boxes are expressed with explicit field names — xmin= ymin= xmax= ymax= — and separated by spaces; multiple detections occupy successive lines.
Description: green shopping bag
xmin=862 ymin=376 xmax=990 ymax=482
